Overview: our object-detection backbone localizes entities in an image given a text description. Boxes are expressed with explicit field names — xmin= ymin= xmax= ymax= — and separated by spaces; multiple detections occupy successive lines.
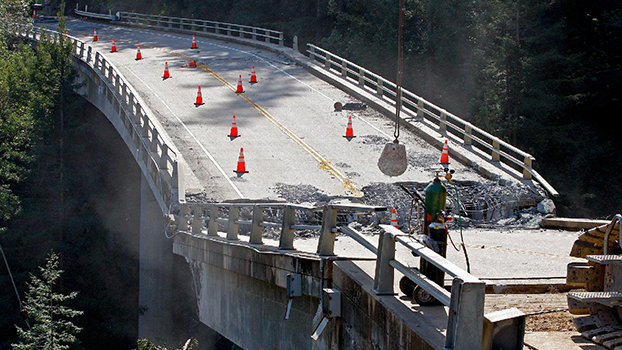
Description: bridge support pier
xmin=138 ymin=173 xmax=174 ymax=343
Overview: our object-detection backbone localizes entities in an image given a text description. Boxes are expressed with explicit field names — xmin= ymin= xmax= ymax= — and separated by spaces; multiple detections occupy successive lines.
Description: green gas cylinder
xmin=424 ymin=176 xmax=447 ymax=235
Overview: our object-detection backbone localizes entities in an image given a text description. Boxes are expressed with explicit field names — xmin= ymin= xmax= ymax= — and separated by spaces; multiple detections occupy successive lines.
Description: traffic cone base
xmin=249 ymin=66 xmax=257 ymax=84
xmin=110 ymin=39 xmax=117 ymax=53
xmin=236 ymin=75 xmax=244 ymax=93
xmin=234 ymin=148 xmax=248 ymax=175
xmin=343 ymin=115 xmax=356 ymax=139
xmin=163 ymin=62 xmax=170 ymax=79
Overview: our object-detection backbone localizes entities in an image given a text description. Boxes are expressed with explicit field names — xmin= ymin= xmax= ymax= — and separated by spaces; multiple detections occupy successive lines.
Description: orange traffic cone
xmin=234 ymin=148 xmax=248 ymax=174
xmin=191 ymin=35 xmax=198 ymax=49
xmin=93 ymin=28 xmax=98 ymax=42
xmin=236 ymin=75 xmax=244 ymax=93
xmin=195 ymin=86 xmax=203 ymax=106
xmin=163 ymin=62 xmax=170 ymax=79
xmin=135 ymin=44 xmax=142 ymax=60
xmin=343 ymin=115 xmax=356 ymax=139
xmin=181 ymin=60 xmax=197 ymax=68
xmin=390 ymin=208 xmax=399 ymax=229
xmin=228 ymin=115 xmax=240 ymax=138
xmin=440 ymin=140 xmax=450 ymax=168
xmin=250 ymin=66 xmax=257 ymax=84
xmin=110 ymin=38 xmax=117 ymax=53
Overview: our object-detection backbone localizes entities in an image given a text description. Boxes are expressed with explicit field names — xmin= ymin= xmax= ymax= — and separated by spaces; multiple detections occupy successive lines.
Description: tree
xmin=12 ymin=253 xmax=82 ymax=350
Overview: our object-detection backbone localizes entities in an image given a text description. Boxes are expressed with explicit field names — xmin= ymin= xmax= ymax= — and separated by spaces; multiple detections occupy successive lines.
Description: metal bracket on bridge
xmin=284 ymin=273 xmax=302 ymax=320
xmin=311 ymin=288 xmax=342 ymax=341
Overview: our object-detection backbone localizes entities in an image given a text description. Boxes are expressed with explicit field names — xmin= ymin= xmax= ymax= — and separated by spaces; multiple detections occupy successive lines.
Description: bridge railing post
xmin=279 ymin=32 xmax=284 ymax=46
xmin=178 ymin=204 xmax=190 ymax=232
xmin=417 ymin=99 xmax=424 ymax=119
xmin=137 ymin=110 xmax=148 ymax=137
xmin=191 ymin=205 xmax=203 ymax=234
xmin=316 ymin=207 xmax=337 ymax=256
xmin=79 ymin=42 xmax=85 ymax=58
xmin=372 ymin=231 xmax=396 ymax=295
xmin=439 ymin=111 xmax=447 ymax=133
xmin=376 ymin=78 xmax=383 ymax=96
xmin=523 ymin=156 xmax=533 ymax=180
xmin=208 ymin=205 xmax=219 ymax=236
xmin=114 ymin=74 xmax=120 ymax=94
xmin=151 ymin=128 xmax=159 ymax=153
xmin=464 ymin=123 xmax=473 ymax=146
xmin=445 ymin=278 xmax=486 ymax=350
xmin=160 ymin=144 xmax=169 ymax=170
xmin=121 ymin=84 xmax=128 ymax=106
xmin=265 ymin=30 xmax=270 ymax=43
xmin=279 ymin=206 xmax=295 ymax=250
xmin=324 ymin=53 xmax=331 ymax=70
xmin=226 ymin=206 xmax=239 ymax=240
xmin=341 ymin=60 xmax=347 ymax=78
xmin=358 ymin=68 xmax=365 ymax=85
xmin=292 ymin=35 xmax=298 ymax=52
xmin=492 ymin=138 xmax=501 ymax=161
xmin=250 ymin=205 xmax=264 ymax=245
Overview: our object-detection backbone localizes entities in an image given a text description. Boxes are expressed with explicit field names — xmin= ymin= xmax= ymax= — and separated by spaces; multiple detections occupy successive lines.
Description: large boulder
xmin=537 ymin=198 xmax=556 ymax=216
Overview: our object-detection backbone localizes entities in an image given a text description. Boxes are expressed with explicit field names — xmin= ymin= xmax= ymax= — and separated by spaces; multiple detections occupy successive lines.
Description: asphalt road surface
xmin=64 ymin=18 xmax=515 ymax=202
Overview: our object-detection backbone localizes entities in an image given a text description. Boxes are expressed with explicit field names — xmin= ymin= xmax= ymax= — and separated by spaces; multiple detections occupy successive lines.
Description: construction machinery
xmin=567 ymin=214 xmax=622 ymax=349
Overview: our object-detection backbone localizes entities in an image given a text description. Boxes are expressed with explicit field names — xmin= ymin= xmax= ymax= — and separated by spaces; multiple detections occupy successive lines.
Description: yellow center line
xmin=77 ymin=28 xmax=363 ymax=197
xmin=463 ymin=243 xmax=572 ymax=259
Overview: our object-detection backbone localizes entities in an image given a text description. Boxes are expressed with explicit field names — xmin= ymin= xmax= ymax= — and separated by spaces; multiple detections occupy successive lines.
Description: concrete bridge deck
xmin=63 ymin=18 xmax=540 ymax=203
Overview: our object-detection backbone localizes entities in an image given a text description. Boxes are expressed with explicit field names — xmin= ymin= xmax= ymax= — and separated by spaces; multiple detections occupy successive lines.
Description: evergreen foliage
xmin=12 ymin=253 xmax=83 ymax=350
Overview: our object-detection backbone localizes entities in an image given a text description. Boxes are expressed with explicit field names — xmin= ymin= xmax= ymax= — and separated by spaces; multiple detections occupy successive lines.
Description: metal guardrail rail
xmin=74 ymin=5 xmax=116 ymax=21
xmin=72 ymin=5 xmax=557 ymax=198
xmin=176 ymin=201 xmax=485 ymax=349
xmin=18 ymin=26 xmax=183 ymax=214
xmin=73 ymin=4 xmax=284 ymax=46
xmin=306 ymin=44 xmax=559 ymax=197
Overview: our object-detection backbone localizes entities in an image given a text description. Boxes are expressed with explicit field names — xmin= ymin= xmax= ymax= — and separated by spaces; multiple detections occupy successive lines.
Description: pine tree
xmin=12 ymin=253 xmax=82 ymax=350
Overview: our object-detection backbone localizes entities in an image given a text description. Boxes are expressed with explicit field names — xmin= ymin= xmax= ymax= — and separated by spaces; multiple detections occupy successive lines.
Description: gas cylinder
xmin=424 ymin=176 xmax=447 ymax=235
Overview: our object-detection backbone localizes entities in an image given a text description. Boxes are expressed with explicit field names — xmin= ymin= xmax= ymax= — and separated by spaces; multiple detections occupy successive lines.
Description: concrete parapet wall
xmin=173 ymin=232 xmax=444 ymax=350
xmin=173 ymin=232 xmax=323 ymax=298
xmin=333 ymin=261 xmax=441 ymax=350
